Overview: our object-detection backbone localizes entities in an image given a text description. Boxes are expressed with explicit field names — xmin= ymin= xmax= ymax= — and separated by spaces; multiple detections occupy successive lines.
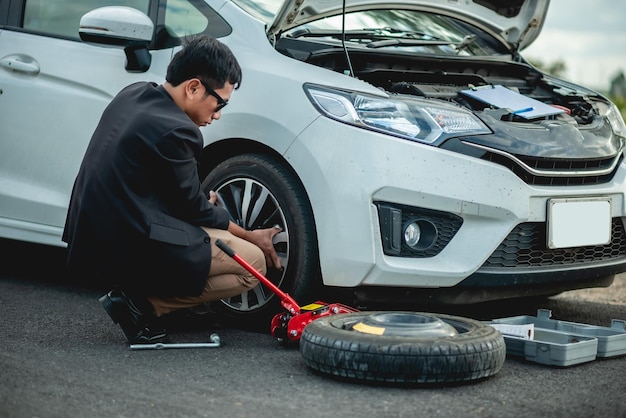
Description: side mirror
xmin=79 ymin=6 xmax=154 ymax=72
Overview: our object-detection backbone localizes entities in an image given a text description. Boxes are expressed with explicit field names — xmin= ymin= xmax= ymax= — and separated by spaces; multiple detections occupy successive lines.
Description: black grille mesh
xmin=481 ymin=152 xmax=621 ymax=186
xmin=480 ymin=218 xmax=626 ymax=269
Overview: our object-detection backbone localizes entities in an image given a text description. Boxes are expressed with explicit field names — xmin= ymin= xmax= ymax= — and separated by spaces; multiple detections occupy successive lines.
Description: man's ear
xmin=185 ymin=78 xmax=203 ymax=99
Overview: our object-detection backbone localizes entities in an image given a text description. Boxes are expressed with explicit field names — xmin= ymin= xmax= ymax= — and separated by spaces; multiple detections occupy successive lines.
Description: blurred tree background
xmin=529 ymin=58 xmax=626 ymax=121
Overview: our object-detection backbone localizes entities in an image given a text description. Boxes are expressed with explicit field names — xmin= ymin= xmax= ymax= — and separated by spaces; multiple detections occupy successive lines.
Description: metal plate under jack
xmin=489 ymin=309 xmax=626 ymax=367
xmin=129 ymin=333 xmax=221 ymax=350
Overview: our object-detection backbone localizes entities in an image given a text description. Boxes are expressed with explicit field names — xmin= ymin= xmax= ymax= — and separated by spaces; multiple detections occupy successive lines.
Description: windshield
xmin=232 ymin=1 xmax=509 ymax=57
xmin=232 ymin=0 xmax=282 ymax=23
xmin=289 ymin=10 xmax=507 ymax=56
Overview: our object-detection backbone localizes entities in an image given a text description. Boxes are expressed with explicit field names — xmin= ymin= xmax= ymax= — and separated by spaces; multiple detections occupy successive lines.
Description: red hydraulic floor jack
xmin=215 ymin=239 xmax=357 ymax=342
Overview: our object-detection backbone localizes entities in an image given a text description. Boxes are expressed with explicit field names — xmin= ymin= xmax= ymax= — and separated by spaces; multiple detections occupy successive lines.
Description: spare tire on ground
xmin=299 ymin=311 xmax=506 ymax=384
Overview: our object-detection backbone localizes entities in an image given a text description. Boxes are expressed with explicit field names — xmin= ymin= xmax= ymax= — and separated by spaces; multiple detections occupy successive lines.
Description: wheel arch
xmin=198 ymin=138 xmax=287 ymax=180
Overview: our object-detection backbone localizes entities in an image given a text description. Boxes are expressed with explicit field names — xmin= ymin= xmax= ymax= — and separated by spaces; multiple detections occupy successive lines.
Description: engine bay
xmin=275 ymin=36 xmax=623 ymax=186
xmin=276 ymin=38 xmax=601 ymax=126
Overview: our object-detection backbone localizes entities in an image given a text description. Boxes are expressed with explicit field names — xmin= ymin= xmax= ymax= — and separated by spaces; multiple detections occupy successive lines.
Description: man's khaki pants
xmin=148 ymin=228 xmax=265 ymax=317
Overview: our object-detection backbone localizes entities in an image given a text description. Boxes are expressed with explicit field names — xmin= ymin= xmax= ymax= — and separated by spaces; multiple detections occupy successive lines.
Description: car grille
xmin=480 ymin=218 xmax=626 ymax=269
xmin=460 ymin=141 xmax=623 ymax=186
xmin=482 ymin=152 xmax=621 ymax=185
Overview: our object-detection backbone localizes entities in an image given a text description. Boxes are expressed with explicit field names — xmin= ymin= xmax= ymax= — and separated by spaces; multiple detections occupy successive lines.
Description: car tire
xmin=300 ymin=311 xmax=506 ymax=384
xmin=201 ymin=153 xmax=321 ymax=327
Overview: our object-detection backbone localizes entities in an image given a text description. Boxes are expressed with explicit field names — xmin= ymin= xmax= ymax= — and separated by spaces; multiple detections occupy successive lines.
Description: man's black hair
xmin=166 ymin=36 xmax=242 ymax=90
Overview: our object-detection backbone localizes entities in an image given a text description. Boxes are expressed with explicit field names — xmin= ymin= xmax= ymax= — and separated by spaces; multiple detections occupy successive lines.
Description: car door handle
xmin=0 ymin=56 xmax=40 ymax=75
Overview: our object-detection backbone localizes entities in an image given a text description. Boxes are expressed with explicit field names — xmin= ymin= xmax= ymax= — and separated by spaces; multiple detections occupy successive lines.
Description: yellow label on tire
xmin=352 ymin=323 xmax=385 ymax=335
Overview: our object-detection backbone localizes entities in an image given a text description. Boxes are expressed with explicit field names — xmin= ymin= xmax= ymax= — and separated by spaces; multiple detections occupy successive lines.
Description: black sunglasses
xmin=199 ymin=80 xmax=228 ymax=112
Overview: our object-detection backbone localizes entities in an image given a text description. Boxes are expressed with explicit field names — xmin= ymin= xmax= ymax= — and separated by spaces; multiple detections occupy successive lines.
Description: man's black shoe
xmin=99 ymin=289 xmax=168 ymax=344
xmin=130 ymin=324 xmax=169 ymax=345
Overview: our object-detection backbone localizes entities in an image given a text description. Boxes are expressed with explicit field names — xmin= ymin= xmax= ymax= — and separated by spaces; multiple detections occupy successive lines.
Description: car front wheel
xmin=201 ymin=153 xmax=321 ymax=326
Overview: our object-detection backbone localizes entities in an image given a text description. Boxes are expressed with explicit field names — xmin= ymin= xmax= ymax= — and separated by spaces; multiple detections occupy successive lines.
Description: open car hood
xmin=268 ymin=0 xmax=550 ymax=51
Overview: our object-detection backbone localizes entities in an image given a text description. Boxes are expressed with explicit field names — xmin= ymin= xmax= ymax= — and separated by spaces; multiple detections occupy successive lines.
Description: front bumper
xmin=287 ymin=117 xmax=626 ymax=292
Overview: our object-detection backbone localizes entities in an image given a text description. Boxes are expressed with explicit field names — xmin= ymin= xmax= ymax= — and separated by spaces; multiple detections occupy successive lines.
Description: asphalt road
xmin=1 ymin=239 xmax=625 ymax=418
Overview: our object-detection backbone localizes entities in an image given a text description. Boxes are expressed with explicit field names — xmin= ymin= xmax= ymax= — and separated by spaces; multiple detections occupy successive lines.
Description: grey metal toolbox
xmin=489 ymin=309 xmax=626 ymax=366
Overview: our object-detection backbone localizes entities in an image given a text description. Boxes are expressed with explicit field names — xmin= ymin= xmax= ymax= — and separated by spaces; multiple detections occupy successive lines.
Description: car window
xmin=163 ymin=0 xmax=210 ymax=38
xmin=0 ymin=0 xmax=9 ymax=25
xmin=154 ymin=0 xmax=232 ymax=48
xmin=18 ymin=0 xmax=231 ymax=48
xmin=22 ymin=0 xmax=150 ymax=39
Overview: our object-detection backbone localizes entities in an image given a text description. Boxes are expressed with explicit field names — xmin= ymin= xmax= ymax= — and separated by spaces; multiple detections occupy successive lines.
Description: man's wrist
xmin=227 ymin=221 xmax=250 ymax=241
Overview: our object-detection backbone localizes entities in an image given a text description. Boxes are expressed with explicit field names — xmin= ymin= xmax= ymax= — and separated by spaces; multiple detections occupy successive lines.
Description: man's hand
xmin=208 ymin=190 xmax=218 ymax=205
xmin=228 ymin=221 xmax=283 ymax=269
xmin=214 ymin=191 xmax=282 ymax=269
xmin=247 ymin=226 xmax=283 ymax=269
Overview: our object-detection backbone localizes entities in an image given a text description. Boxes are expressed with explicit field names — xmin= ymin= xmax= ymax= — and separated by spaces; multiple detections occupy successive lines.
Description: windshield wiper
xmin=366 ymin=39 xmax=451 ymax=48
xmin=367 ymin=34 xmax=478 ymax=52
xmin=288 ymin=28 xmax=388 ymax=39
xmin=454 ymin=34 xmax=478 ymax=53
xmin=289 ymin=27 xmax=477 ymax=54
xmin=289 ymin=27 xmax=441 ymax=42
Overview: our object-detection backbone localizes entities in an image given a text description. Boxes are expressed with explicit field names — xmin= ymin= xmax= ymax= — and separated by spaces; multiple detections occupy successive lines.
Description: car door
xmin=0 ymin=0 xmax=169 ymax=245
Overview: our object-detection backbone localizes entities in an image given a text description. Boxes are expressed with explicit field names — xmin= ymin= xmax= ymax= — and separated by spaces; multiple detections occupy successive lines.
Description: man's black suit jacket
xmin=63 ymin=82 xmax=230 ymax=296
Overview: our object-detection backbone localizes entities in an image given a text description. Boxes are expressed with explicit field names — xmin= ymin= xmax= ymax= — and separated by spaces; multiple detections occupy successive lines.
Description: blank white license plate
xmin=547 ymin=198 xmax=611 ymax=249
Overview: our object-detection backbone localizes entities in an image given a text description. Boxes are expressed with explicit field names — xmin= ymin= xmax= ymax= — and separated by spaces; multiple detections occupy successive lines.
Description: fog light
xmin=376 ymin=202 xmax=463 ymax=257
xmin=404 ymin=222 xmax=421 ymax=247
xmin=403 ymin=220 xmax=437 ymax=250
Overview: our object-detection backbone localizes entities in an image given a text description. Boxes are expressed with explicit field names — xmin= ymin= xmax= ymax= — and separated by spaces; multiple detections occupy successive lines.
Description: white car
xmin=1 ymin=0 xmax=625 ymax=321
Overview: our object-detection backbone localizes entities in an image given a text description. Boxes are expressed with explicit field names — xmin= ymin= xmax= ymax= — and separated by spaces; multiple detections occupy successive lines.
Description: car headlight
xmin=605 ymin=103 xmax=626 ymax=139
xmin=304 ymin=84 xmax=490 ymax=144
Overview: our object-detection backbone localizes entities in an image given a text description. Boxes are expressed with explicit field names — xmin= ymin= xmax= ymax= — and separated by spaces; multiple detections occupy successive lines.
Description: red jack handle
xmin=215 ymin=239 xmax=301 ymax=314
